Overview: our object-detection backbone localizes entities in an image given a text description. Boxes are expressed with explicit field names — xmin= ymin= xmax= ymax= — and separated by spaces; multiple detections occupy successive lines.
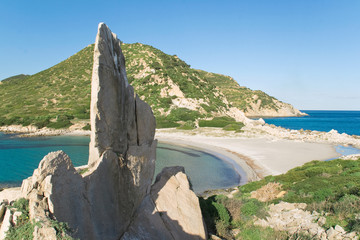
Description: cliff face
xmin=19 ymin=23 xmax=206 ymax=240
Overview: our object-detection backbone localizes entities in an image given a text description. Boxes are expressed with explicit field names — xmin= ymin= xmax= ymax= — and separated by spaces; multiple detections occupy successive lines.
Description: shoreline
xmin=1 ymin=123 xmax=360 ymax=189
xmin=158 ymin=138 xmax=260 ymax=183
xmin=156 ymin=130 xmax=341 ymax=179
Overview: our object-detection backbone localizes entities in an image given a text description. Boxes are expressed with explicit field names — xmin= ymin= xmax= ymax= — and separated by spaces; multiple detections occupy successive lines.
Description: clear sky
xmin=1 ymin=0 xmax=359 ymax=110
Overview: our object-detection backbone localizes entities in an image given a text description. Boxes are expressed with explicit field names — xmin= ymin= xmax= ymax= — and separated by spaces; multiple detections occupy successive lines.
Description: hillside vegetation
xmin=0 ymin=43 xmax=300 ymax=129
xmin=195 ymin=70 xmax=279 ymax=112
xmin=201 ymin=158 xmax=360 ymax=239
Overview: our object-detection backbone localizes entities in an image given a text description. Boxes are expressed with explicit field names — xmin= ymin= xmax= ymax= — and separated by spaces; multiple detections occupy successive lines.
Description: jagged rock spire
xmin=89 ymin=22 xmax=155 ymax=165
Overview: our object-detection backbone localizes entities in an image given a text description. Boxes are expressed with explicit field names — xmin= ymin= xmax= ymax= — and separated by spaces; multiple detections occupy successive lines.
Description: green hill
xmin=0 ymin=43 xmax=301 ymax=129
xmin=0 ymin=74 xmax=30 ymax=83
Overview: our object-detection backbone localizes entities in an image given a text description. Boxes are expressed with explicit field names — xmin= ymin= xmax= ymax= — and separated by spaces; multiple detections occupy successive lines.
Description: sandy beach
xmin=156 ymin=128 xmax=341 ymax=182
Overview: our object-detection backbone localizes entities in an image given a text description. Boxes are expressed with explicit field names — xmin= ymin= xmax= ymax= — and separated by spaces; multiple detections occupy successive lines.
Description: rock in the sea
xmin=18 ymin=23 xmax=206 ymax=240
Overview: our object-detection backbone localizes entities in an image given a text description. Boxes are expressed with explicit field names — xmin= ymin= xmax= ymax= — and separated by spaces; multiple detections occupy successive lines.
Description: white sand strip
xmin=156 ymin=131 xmax=340 ymax=181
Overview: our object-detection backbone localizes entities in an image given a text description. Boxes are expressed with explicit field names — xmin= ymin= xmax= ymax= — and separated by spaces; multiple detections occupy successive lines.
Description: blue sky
xmin=1 ymin=0 xmax=359 ymax=110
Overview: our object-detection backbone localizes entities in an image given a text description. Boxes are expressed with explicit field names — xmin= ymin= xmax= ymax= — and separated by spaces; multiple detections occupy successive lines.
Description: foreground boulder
xmin=123 ymin=167 xmax=207 ymax=239
xmin=19 ymin=23 xmax=206 ymax=240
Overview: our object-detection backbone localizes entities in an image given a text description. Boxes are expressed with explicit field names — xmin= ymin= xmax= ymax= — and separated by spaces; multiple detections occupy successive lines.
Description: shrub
xmin=177 ymin=121 xmax=196 ymax=130
xmin=223 ymin=123 xmax=244 ymax=131
xmin=313 ymin=188 xmax=333 ymax=202
xmin=167 ymin=108 xmax=203 ymax=122
xmin=199 ymin=197 xmax=218 ymax=234
xmin=212 ymin=202 xmax=230 ymax=225
xmin=217 ymin=197 xmax=243 ymax=223
xmin=241 ymin=198 xmax=264 ymax=217
xmin=239 ymin=179 xmax=268 ymax=194
xmin=347 ymin=219 xmax=360 ymax=233
xmin=82 ymin=124 xmax=91 ymax=130
xmin=215 ymin=220 xmax=231 ymax=239
xmin=199 ymin=116 xmax=238 ymax=128
xmin=155 ymin=116 xmax=180 ymax=128
xmin=33 ymin=117 xmax=51 ymax=129
xmin=11 ymin=198 xmax=29 ymax=214
xmin=200 ymin=103 xmax=217 ymax=113
xmin=47 ymin=115 xmax=73 ymax=129
xmin=50 ymin=219 xmax=75 ymax=239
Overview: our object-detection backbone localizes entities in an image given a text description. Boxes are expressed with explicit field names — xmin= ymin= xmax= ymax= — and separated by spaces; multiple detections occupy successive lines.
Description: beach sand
xmin=156 ymin=129 xmax=340 ymax=181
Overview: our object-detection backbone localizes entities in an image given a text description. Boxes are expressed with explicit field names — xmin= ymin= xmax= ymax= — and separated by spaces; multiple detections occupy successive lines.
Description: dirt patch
xmin=250 ymin=182 xmax=286 ymax=202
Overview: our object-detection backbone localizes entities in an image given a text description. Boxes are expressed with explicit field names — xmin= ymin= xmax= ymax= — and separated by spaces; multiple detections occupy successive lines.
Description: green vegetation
xmin=198 ymin=116 xmax=244 ymax=131
xmin=77 ymin=168 xmax=89 ymax=175
xmin=223 ymin=123 xmax=244 ymax=132
xmin=199 ymin=116 xmax=236 ymax=127
xmin=0 ymin=42 xmax=286 ymax=129
xmin=0 ymin=44 xmax=93 ymax=128
xmin=155 ymin=116 xmax=180 ymax=128
xmin=47 ymin=115 xmax=74 ymax=129
xmin=200 ymin=158 xmax=360 ymax=239
xmin=6 ymin=198 xmax=36 ymax=240
xmin=166 ymin=108 xmax=203 ymax=122
xmin=82 ymin=123 xmax=91 ymax=130
xmin=195 ymin=69 xmax=281 ymax=113
xmin=50 ymin=219 xmax=76 ymax=240
xmin=1 ymin=74 xmax=29 ymax=83
xmin=6 ymin=198 xmax=77 ymax=240
xmin=177 ymin=121 xmax=196 ymax=130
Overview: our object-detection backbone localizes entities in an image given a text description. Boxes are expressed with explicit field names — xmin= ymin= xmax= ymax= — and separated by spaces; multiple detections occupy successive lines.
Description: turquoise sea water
xmin=263 ymin=110 xmax=360 ymax=136
xmin=0 ymin=133 xmax=240 ymax=193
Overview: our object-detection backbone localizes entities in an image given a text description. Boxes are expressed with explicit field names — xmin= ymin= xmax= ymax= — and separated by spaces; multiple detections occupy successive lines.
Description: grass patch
xmin=6 ymin=198 xmax=37 ymax=240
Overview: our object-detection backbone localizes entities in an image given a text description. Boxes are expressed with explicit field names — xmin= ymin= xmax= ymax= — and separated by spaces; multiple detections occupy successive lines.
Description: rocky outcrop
xmin=254 ymin=201 xmax=358 ymax=240
xmin=0 ymin=201 xmax=25 ymax=240
xmin=340 ymin=154 xmax=360 ymax=160
xmin=17 ymin=23 xmax=206 ymax=240
xmin=0 ymin=208 xmax=11 ymax=240
xmin=244 ymin=98 xmax=306 ymax=118
xmin=88 ymin=22 xmax=155 ymax=165
xmin=123 ymin=167 xmax=207 ymax=239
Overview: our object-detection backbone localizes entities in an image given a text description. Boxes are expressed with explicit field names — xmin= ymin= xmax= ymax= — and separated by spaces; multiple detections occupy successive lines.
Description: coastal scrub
xmin=200 ymin=158 xmax=360 ymax=239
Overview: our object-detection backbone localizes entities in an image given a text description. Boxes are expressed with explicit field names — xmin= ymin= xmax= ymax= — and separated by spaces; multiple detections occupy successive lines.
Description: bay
xmin=0 ymin=133 xmax=240 ymax=193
